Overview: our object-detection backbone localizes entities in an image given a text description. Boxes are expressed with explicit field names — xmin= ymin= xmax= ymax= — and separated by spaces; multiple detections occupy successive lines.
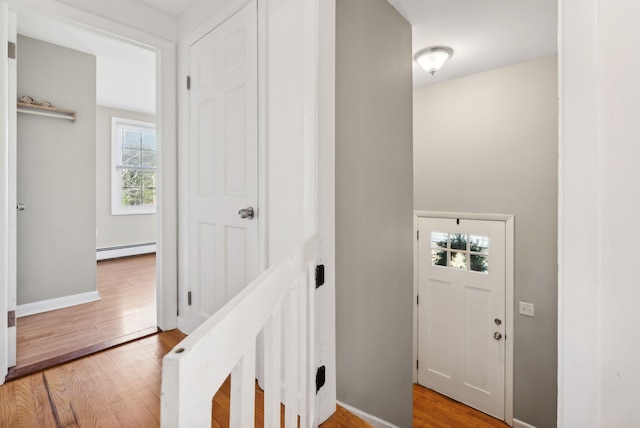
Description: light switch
xmin=519 ymin=301 xmax=534 ymax=317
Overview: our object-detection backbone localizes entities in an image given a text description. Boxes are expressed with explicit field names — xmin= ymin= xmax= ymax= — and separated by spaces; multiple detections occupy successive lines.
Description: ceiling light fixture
xmin=414 ymin=46 xmax=453 ymax=76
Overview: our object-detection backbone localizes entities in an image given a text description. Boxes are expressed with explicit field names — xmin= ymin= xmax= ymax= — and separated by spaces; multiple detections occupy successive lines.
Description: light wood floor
xmin=9 ymin=254 xmax=157 ymax=380
xmin=413 ymin=383 xmax=509 ymax=428
xmin=0 ymin=330 xmax=370 ymax=427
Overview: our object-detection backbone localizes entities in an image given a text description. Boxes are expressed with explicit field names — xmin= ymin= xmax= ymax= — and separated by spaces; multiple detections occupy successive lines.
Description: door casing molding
xmin=0 ymin=0 xmax=178 ymax=383
xmin=413 ymin=210 xmax=514 ymax=426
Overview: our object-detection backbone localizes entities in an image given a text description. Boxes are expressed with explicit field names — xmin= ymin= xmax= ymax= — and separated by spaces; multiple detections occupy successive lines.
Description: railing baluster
xmin=304 ymin=263 xmax=316 ymax=426
xmin=284 ymin=282 xmax=300 ymax=427
xmin=264 ymin=309 xmax=282 ymax=428
xmin=230 ymin=344 xmax=256 ymax=427
xmin=298 ymin=270 xmax=309 ymax=425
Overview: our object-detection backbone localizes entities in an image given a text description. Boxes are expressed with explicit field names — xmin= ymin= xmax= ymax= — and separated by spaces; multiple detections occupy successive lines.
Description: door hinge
xmin=186 ymin=75 xmax=191 ymax=90
xmin=416 ymin=360 xmax=419 ymax=370
xmin=8 ymin=310 xmax=15 ymax=328
xmin=187 ymin=291 xmax=192 ymax=306
xmin=315 ymin=265 xmax=325 ymax=289
xmin=417 ymin=295 xmax=419 ymax=305
xmin=8 ymin=42 xmax=16 ymax=59
xmin=417 ymin=230 xmax=419 ymax=240
xmin=315 ymin=365 xmax=326 ymax=393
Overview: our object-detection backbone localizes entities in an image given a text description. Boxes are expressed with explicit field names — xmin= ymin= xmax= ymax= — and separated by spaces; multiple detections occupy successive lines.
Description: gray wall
xmin=96 ymin=106 xmax=156 ymax=250
xmin=336 ymin=0 xmax=414 ymax=425
xmin=414 ymin=56 xmax=558 ymax=427
xmin=17 ymin=36 xmax=97 ymax=304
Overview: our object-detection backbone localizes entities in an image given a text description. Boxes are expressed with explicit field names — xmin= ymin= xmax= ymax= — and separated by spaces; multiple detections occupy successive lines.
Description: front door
xmin=417 ymin=217 xmax=506 ymax=419
xmin=187 ymin=1 xmax=258 ymax=331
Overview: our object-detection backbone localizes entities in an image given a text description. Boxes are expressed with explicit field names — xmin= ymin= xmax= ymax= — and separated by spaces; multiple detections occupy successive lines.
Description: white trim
xmin=1 ymin=3 xmax=11 ymax=380
xmin=336 ymin=401 xmax=399 ymax=428
xmin=6 ymin=8 xmax=17 ymax=370
xmin=413 ymin=210 xmax=514 ymax=426
xmin=414 ymin=210 xmax=513 ymax=222
xmin=513 ymin=418 xmax=537 ymax=428
xmin=257 ymin=0 xmax=268 ymax=274
xmin=316 ymin=0 xmax=337 ymax=423
xmin=505 ymin=215 xmax=514 ymax=425
xmin=96 ymin=243 xmax=156 ymax=260
xmin=16 ymin=291 xmax=100 ymax=318
xmin=412 ymin=213 xmax=419 ymax=382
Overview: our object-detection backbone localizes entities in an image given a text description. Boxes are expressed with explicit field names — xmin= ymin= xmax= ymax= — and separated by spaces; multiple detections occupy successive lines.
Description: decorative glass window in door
xmin=431 ymin=232 xmax=489 ymax=273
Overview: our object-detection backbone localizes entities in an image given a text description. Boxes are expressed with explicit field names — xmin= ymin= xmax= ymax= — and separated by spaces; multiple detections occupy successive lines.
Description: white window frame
xmin=111 ymin=117 xmax=157 ymax=215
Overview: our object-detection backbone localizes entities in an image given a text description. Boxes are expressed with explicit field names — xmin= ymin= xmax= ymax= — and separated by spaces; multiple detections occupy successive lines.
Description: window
xmin=431 ymin=232 xmax=490 ymax=274
xmin=111 ymin=117 xmax=157 ymax=215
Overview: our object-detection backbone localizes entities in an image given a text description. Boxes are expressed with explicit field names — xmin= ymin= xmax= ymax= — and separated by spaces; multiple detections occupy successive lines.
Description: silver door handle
xmin=17 ymin=203 xmax=25 ymax=212
xmin=494 ymin=332 xmax=502 ymax=340
xmin=238 ymin=207 xmax=254 ymax=219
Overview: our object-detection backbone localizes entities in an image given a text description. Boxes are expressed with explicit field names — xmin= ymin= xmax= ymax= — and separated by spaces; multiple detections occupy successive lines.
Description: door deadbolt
xmin=494 ymin=318 xmax=502 ymax=325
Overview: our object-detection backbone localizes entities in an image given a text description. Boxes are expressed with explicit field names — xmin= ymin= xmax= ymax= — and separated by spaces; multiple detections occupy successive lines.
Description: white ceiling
xmin=17 ymin=13 xmax=156 ymax=114
xmin=136 ymin=0 xmax=199 ymax=17
xmin=387 ymin=0 xmax=558 ymax=87
xmin=16 ymin=0 xmax=558 ymax=111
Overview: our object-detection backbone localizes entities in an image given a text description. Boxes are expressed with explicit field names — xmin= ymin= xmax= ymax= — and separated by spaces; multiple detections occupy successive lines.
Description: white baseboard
xmin=17 ymin=291 xmax=100 ymax=318
xmin=513 ymin=418 xmax=537 ymax=428
xmin=336 ymin=401 xmax=399 ymax=428
xmin=96 ymin=243 xmax=156 ymax=260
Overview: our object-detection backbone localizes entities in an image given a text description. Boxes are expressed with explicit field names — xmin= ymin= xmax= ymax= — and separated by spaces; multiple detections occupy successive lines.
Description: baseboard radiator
xmin=161 ymin=235 xmax=318 ymax=427
xmin=96 ymin=243 xmax=156 ymax=261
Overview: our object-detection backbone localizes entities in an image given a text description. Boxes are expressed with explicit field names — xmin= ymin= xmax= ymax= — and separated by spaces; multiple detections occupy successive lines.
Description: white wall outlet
xmin=519 ymin=301 xmax=535 ymax=317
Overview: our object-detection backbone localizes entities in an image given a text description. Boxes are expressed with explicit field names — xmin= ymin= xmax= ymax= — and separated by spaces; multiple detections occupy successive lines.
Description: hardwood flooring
xmin=0 ymin=330 xmax=184 ymax=427
xmin=210 ymin=376 xmax=371 ymax=428
xmin=9 ymin=254 xmax=157 ymax=381
xmin=0 ymin=330 xmax=370 ymax=427
xmin=413 ymin=383 xmax=509 ymax=428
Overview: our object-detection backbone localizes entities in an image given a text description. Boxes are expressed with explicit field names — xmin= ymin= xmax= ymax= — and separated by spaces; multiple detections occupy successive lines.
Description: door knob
xmin=238 ymin=207 xmax=254 ymax=219
xmin=494 ymin=332 xmax=502 ymax=340
xmin=17 ymin=203 xmax=25 ymax=212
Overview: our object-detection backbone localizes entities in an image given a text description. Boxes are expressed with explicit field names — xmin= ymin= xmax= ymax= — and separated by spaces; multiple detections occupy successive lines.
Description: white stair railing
xmin=161 ymin=236 xmax=318 ymax=427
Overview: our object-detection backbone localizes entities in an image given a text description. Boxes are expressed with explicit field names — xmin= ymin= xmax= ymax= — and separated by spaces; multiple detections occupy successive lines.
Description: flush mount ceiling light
xmin=414 ymin=46 xmax=454 ymax=76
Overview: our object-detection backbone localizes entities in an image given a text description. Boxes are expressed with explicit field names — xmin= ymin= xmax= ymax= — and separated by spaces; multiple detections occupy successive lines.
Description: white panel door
xmin=417 ymin=217 xmax=506 ymax=419
xmin=188 ymin=1 xmax=258 ymax=331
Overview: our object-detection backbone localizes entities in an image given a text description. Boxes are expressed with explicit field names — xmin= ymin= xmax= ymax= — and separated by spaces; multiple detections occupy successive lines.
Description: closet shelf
xmin=17 ymin=102 xmax=76 ymax=122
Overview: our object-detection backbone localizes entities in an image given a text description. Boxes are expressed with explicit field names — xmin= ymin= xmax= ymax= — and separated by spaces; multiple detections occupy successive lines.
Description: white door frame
xmin=0 ymin=0 xmax=178 ymax=383
xmin=413 ymin=210 xmax=514 ymax=425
